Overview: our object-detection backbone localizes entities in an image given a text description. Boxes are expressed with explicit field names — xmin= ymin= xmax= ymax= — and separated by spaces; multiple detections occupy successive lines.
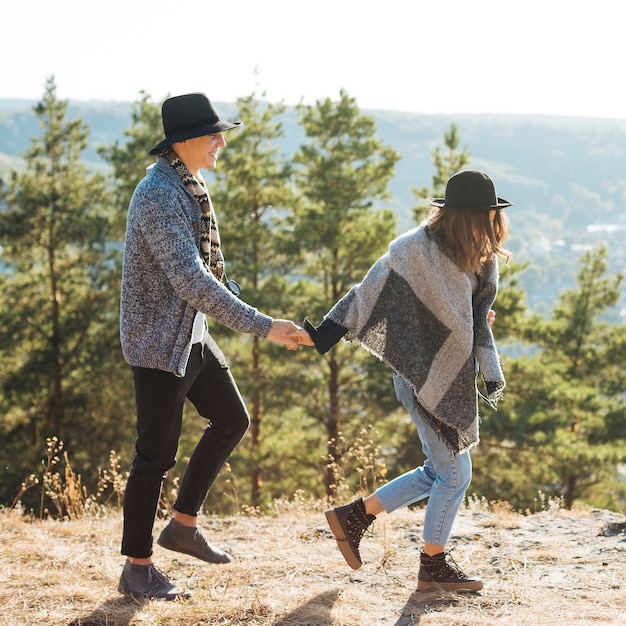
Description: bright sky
xmin=5 ymin=0 xmax=625 ymax=120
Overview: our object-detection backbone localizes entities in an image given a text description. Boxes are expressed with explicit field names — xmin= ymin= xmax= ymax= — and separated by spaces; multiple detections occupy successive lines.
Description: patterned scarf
xmin=162 ymin=147 xmax=224 ymax=281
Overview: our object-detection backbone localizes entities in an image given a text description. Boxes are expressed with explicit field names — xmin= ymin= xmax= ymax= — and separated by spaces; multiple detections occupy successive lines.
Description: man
xmin=118 ymin=92 xmax=299 ymax=600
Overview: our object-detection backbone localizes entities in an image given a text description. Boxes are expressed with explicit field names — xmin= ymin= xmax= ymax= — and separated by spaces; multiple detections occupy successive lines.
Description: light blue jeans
xmin=375 ymin=373 xmax=472 ymax=546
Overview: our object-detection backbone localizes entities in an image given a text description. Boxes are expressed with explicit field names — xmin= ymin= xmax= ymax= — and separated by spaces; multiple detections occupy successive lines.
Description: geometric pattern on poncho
xmin=356 ymin=269 xmax=478 ymax=452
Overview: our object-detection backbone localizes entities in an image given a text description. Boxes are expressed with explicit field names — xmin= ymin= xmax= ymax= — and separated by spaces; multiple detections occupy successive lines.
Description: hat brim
xmin=149 ymin=120 xmax=242 ymax=155
xmin=428 ymin=197 xmax=513 ymax=210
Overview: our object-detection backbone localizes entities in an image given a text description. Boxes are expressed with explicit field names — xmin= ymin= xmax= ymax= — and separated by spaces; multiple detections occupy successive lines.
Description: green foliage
xmin=97 ymin=91 xmax=162 ymax=235
xmin=211 ymin=92 xmax=296 ymax=293
xmin=3 ymin=82 xmax=625 ymax=517
xmin=492 ymin=261 xmax=530 ymax=343
xmin=202 ymin=93 xmax=302 ymax=509
xmin=0 ymin=77 xmax=134 ymax=509
xmin=290 ymin=90 xmax=399 ymax=309
xmin=288 ymin=90 xmax=400 ymax=497
xmin=476 ymin=246 xmax=626 ymax=510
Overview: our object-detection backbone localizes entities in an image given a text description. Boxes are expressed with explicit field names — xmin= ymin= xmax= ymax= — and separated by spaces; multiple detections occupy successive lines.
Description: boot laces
xmin=345 ymin=505 xmax=375 ymax=546
xmin=429 ymin=551 xmax=468 ymax=581
xmin=147 ymin=564 xmax=173 ymax=588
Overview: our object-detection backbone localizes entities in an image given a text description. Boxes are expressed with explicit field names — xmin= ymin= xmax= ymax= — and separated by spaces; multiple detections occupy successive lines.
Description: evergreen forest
xmin=0 ymin=77 xmax=625 ymax=519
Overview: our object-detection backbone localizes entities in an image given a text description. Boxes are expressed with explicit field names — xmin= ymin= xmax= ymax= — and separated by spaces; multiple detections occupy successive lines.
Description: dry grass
xmin=1 ymin=499 xmax=625 ymax=626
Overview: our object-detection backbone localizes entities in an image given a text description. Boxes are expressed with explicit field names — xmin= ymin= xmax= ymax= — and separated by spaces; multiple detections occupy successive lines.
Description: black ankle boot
xmin=325 ymin=497 xmax=376 ymax=570
xmin=418 ymin=551 xmax=483 ymax=592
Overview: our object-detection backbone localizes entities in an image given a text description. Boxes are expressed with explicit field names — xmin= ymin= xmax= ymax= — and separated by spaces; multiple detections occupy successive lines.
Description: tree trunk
xmin=325 ymin=354 xmax=340 ymax=498
xmin=48 ymin=237 xmax=64 ymax=437
xmin=564 ymin=474 xmax=577 ymax=510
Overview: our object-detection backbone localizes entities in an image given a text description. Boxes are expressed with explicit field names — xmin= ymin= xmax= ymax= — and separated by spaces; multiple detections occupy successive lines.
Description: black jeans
xmin=121 ymin=335 xmax=250 ymax=558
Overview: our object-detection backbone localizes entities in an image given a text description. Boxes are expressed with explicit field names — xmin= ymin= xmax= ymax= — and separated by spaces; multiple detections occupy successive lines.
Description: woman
xmin=295 ymin=169 xmax=512 ymax=592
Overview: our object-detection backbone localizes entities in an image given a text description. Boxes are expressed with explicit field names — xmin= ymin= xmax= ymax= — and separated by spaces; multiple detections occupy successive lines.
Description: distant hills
xmin=1 ymin=99 xmax=625 ymax=318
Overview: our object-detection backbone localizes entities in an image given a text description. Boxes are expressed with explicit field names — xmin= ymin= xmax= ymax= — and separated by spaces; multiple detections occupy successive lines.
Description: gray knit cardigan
xmin=120 ymin=158 xmax=273 ymax=377
xmin=326 ymin=224 xmax=506 ymax=452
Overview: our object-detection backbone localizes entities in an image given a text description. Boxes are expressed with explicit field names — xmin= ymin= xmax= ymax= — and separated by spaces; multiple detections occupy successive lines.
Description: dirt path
xmin=0 ymin=504 xmax=624 ymax=625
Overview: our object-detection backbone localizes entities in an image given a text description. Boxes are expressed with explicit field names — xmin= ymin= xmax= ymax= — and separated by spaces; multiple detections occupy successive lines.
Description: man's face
xmin=180 ymin=132 xmax=226 ymax=172
xmin=197 ymin=132 xmax=226 ymax=170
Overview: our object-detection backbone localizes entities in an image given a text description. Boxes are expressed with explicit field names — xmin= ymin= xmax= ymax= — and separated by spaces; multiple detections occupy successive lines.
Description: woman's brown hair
xmin=428 ymin=207 xmax=510 ymax=274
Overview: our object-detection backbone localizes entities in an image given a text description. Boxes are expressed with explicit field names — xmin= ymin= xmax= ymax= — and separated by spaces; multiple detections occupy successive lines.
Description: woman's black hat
xmin=428 ymin=170 xmax=512 ymax=211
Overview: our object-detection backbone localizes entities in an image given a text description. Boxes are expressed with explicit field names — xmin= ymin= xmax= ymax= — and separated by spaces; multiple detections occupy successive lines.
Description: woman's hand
xmin=487 ymin=309 xmax=496 ymax=326
xmin=266 ymin=319 xmax=301 ymax=350
xmin=289 ymin=328 xmax=315 ymax=347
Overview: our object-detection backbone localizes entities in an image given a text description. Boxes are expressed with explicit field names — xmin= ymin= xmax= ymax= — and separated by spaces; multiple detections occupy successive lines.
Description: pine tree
xmin=208 ymin=93 xmax=298 ymax=508
xmin=98 ymin=90 xmax=162 ymax=235
xmin=289 ymin=89 xmax=400 ymax=498
xmin=475 ymin=246 xmax=626 ymax=510
xmin=0 ymin=77 xmax=130 ymax=508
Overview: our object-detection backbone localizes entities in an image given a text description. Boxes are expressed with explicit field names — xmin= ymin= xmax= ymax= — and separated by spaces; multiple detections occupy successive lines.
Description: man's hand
xmin=266 ymin=319 xmax=301 ymax=350
xmin=487 ymin=309 xmax=496 ymax=326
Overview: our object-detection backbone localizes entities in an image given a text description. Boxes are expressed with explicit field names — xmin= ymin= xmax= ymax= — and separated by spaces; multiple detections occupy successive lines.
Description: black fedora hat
xmin=149 ymin=93 xmax=242 ymax=156
xmin=428 ymin=170 xmax=512 ymax=211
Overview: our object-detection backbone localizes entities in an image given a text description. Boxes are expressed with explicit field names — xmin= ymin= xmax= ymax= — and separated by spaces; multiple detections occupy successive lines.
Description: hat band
xmin=165 ymin=116 xmax=219 ymax=136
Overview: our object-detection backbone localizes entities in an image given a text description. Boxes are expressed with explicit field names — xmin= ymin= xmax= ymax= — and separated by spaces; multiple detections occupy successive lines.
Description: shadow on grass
xmin=272 ymin=589 xmax=340 ymax=626
xmin=392 ymin=589 xmax=464 ymax=626
xmin=67 ymin=595 xmax=145 ymax=626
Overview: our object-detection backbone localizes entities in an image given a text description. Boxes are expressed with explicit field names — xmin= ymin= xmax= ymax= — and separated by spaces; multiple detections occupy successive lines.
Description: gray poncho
xmin=326 ymin=224 xmax=505 ymax=453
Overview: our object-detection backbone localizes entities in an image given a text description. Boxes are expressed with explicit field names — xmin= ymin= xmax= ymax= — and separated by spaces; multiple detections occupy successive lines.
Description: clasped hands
xmin=266 ymin=320 xmax=314 ymax=351
xmin=270 ymin=309 xmax=495 ymax=350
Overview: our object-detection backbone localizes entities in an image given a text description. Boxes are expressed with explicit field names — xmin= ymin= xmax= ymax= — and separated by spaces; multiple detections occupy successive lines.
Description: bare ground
xmin=0 ymin=501 xmax=625 ymax=625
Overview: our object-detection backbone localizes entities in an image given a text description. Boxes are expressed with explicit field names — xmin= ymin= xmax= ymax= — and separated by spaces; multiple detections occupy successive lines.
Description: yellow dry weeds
xmin=0 ymin=503 xmax=625 ymax=625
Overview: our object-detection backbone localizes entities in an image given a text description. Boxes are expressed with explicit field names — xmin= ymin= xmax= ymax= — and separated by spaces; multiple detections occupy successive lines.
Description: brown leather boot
xmin=325 ymin=498 xmax=376 ymax=569
xmin=418 ymin=551 xmax=483 ymax=592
